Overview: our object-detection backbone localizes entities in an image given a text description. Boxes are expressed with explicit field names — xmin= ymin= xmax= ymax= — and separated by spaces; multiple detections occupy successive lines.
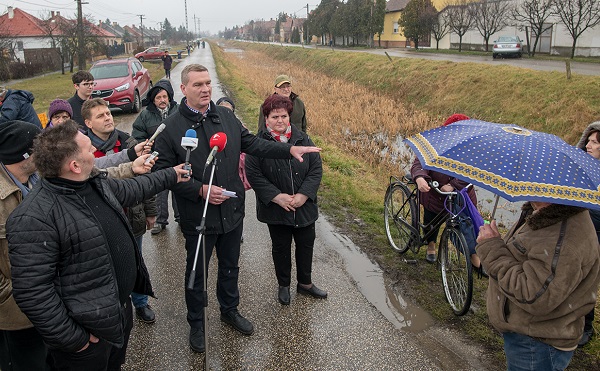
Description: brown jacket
xmin=0 ymin=166 xmax=31 ymax=330
xmin=476 ymin=203 xmax=600 ymax=349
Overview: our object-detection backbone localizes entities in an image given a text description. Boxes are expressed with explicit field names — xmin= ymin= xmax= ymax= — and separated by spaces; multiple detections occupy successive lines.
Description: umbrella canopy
xmin=404 ymin=119 xmax=600 ymax=210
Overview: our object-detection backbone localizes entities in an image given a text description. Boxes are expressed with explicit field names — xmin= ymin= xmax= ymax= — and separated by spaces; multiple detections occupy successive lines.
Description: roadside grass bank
xmin=7 ymin=60 xmax=177 ymax=114
xmin=211 ymin=40 xmax=600 ymax=369
xmin=229 ymin=41 xmax=600 ymax=145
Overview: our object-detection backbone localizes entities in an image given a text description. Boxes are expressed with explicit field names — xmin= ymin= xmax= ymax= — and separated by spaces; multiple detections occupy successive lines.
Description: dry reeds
xmin=221 ymin=49 xmax=437 ymax=174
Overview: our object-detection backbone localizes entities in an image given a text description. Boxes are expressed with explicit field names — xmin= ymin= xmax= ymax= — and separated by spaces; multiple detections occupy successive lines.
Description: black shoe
xmin=135 ymin=305 xmax=156 ymax=323
xmin=151 ymin=224 xmax=165 ymax=235
xmin=278 ymin=286 xmax=290 ymax=305
xmin=473 ymin=264 xmax=489 ymax=279
xmin=220 ymin=310 xmax=254 ymax=335
xmin=189 ymin=327 xmax=205 ymax=353
xmin=297 ymin=283 xmax=327 ymax=299
xmin=240 ymin=236 xmax=244 ymax=243
xmin=578 ymin=327 xmax=594 ymax=347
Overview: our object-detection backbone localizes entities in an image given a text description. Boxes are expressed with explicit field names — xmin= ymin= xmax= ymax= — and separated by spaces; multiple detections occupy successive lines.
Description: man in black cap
xmin=0 ymin=120 xmax=46 ymax=370
xmin=7 ymin=121 xmax=190 ymax=370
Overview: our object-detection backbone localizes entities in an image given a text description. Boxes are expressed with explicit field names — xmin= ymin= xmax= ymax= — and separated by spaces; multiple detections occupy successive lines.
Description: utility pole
xmin=184 ymin=0 xmax=189 ymax=45
xmin=305 ymin=4 xmax=309 ymax=45
xmin=137 ymin=14 xmax=146 ymax=48
xmin=75 ymin=0 xmax=88 ymax=70
xmin=194 ymin=14 xmax=197 ymax=36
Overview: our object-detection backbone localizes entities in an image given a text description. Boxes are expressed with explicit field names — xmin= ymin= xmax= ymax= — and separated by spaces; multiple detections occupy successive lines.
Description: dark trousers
xmin=0 ymin=327 xmax=47 ymax=371
xmin=423 ymin=208 xmax=441 ymax=244
xmin=49 ymin=299 xmax=133 ymax=371
xmin=183 ymin=222 xmax=243 ymax=328
xmin=267 ymin=223 xmax=316 ymax=287
xmin=156 ymin=190 xmax=179 ymax=226
xmin=164 ymin=69 xmax=171 ymax=78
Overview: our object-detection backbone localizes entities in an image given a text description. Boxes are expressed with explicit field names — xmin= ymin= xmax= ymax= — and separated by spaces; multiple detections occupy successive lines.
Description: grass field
xmin=211 ymin=40 xmax=600 ymax=369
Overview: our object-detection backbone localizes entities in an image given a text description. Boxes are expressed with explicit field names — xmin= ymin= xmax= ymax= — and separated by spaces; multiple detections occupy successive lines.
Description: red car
xmin=135 ymin=47 xmax=165 ymax=62
xmin=90 ymin=58 xmax=152 ymax=113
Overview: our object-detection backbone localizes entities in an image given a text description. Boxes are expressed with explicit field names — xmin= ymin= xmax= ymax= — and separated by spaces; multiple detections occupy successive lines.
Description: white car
xmin=492 ymin=36 xmax=523 ymax=59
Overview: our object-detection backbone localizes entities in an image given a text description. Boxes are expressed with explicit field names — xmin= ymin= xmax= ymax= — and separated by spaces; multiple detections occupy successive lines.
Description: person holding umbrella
xmin=576 ymin=120 xmax=600 ymax=347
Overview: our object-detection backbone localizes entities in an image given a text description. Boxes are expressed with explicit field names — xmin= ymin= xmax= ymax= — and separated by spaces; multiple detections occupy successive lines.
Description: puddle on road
xmin=317 ymin=218 xmax=434 ymax=333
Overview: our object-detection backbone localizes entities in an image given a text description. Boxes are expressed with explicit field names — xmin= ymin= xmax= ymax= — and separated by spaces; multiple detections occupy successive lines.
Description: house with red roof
xmin=0 ymin=6 xmax=57 ymax=64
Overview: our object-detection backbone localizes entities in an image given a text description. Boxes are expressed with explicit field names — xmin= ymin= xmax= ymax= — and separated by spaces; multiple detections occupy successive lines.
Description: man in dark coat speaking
xmin=7 ymin=121 xmax=189 ymax=370
xmin=153 ymin=64 xmax=321 ymax=353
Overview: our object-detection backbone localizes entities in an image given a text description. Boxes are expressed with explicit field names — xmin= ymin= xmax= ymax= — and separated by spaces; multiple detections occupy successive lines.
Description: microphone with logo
xmin=181 ymin=129 xmax=198 ymax=178
xmin=205 ymin=132 xmax=227 ymax=168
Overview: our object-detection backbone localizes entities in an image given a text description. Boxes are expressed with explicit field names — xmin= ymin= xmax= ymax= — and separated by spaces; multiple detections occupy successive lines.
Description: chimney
xmin=8 ymin=6 xmax=14 ymax=19
xmin=51 ymin=11 xmax=55 ymax=17
xmin=57 ymin=11 xmax=60 ymax=16
xmin=113 ymin=22 xmax=118 ymax=27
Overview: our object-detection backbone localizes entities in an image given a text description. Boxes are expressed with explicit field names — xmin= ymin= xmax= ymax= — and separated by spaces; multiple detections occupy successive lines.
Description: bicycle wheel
xmin=439 ymin=227 xmax=473 ymax=316
xmin=384 ymin=182 xmax=417 ymax=254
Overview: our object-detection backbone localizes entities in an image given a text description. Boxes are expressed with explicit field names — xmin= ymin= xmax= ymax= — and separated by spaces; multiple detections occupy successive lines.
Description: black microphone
xmin=205 ymin=132 xmax=228 ymax=167
xmin=181 ymin=129 xmax=198 ymax=177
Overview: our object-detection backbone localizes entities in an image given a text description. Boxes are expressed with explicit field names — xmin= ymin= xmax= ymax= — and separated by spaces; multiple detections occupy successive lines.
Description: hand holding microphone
xmin=181 ymin=129 xmax=198 ymax=178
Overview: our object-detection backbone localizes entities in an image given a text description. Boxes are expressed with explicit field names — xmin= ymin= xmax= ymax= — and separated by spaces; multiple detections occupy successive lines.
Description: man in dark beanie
xmin=6 ymin=121 xmax=190 ymax=370
xmin=0 ymin=120 xmax=47 ymax=371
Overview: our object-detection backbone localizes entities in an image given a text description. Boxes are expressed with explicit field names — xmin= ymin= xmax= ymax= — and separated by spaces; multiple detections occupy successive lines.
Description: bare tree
xmin=40 ymin=14 xmax=70 ymax=75
xmin=446 ymin=0 xmax=475 ymax=52
xmin=470 ymin=0 xmax=511 ymax=51
xmin=431 ymin=8 xmax=450 ymax=50
xmin=511 ymin=0 xmax=555 ymax=57
xmin=553 ymin=0 xmax=600 ymax=59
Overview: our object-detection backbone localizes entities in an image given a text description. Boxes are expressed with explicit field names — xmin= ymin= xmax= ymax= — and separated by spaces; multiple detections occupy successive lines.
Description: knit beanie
xmin=0 ymin=120 xmax=41 ymax=164
xmin=443 ymin=114 xmax=470 ymax=127
xmin=48 ymin=98 xmax=73 ymax=119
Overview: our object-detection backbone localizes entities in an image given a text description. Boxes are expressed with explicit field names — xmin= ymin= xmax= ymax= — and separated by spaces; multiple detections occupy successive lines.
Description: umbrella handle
xmin=490 ymin=194 xmax=500 ymax=220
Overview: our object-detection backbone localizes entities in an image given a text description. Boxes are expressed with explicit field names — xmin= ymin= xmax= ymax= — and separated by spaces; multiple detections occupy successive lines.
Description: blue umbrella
xmin=404 ymin=119 xmax=600 ymax=211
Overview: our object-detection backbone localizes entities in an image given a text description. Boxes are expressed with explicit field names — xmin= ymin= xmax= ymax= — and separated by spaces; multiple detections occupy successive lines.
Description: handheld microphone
xmin=205 ymin=132 xmax=227 ymax=167
xmin=181 ymin=129 xmax=198 ymax=177
xmin=148 ymin=123 xmax=166 ymax=143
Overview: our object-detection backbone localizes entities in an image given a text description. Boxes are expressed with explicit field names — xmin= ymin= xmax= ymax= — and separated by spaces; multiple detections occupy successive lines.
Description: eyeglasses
xmin=79 ymin=82 xmax=96 ymax=88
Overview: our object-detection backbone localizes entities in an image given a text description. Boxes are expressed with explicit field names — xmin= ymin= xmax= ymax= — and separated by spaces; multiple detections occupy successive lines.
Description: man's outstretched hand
xmin=290 ymin=145 xmax=322 ymax=162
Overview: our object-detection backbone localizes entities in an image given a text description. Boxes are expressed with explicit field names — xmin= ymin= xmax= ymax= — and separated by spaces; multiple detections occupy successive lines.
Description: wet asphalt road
xmin=113 ymin=45 xmax=497 ymax=370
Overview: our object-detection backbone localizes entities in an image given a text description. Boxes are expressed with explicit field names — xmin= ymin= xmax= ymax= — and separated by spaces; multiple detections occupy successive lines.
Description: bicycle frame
xmin=399 ymin=175 xmax=468 ymax=252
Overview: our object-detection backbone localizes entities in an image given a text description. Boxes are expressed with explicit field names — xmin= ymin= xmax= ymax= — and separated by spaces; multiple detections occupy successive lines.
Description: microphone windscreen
xmin=209 ymin=132 xmax=227 ymax=152
xmin=185 ymin=129 xmax=197 ymax=138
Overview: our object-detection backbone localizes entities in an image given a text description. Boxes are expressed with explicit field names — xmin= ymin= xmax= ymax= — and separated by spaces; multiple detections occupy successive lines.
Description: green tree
xmin=373 ymin=0 xmax=387 ymax=47
xmin=162 ymin=18 xmax=174 ymax=43
xmin=398 ymin=0 xmax=438 ymax=49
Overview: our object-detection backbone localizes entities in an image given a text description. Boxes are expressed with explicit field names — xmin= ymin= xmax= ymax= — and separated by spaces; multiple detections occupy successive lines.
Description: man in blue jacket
xmin=0 ymin=86 xmax=42 ymax=128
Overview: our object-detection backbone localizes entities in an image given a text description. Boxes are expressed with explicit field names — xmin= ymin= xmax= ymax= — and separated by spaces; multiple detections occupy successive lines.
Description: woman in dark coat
xmin=410 ymin=114 xmax=484 ymax=274
xmin=245 ymin=94 xmax=325 ymax=305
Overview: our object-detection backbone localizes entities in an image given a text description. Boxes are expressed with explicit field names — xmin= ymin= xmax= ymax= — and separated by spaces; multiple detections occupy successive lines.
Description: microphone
xmin=148 ymin=123 xmax=166 ymax=143
xmin=181 ymin=129 xmax=198 ymax=177
xmin=205 ymin=132 xmax=227 ymax=167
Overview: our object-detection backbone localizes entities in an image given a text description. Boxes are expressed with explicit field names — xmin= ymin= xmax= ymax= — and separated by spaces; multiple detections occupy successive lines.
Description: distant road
xmin=240 ymin=40 xmax=600 ymax=76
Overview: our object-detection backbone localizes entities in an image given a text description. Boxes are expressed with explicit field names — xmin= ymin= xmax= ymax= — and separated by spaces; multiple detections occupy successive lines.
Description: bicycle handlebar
xmin=428 ymin=181 xmax=473 ymax=196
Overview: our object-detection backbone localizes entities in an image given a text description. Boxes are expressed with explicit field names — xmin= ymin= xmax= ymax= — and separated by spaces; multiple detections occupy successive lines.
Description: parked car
xmin=90 ymin=58 xmax=152 ymax=113
xmin=135 ymin=47 xmax=165 ymax=62
xmin=492 ymin=36 xmax=523 ymax=59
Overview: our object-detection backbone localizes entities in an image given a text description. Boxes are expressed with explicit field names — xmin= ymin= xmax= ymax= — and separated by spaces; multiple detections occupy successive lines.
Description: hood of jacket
xmin=5 ymin=89 xmax=34 ymax=104
xmin=576 ymin=121 xmax=600 ymax=150
xmin=521 ymin=202 xmax=587 ymax=230
xmin=143 ymin=80 xmax=175 ymax=109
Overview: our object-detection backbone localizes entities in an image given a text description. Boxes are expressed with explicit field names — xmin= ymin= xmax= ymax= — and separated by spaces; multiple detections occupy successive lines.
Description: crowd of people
xmin=0 ymin=51 xmax=599 ymax=371
xmin=0 ymin=64 xmax=322 ymax=369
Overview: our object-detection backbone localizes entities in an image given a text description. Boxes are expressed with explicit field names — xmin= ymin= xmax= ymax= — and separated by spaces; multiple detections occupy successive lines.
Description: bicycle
xmin=384 ymin=174 xmax=473 ymax=316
